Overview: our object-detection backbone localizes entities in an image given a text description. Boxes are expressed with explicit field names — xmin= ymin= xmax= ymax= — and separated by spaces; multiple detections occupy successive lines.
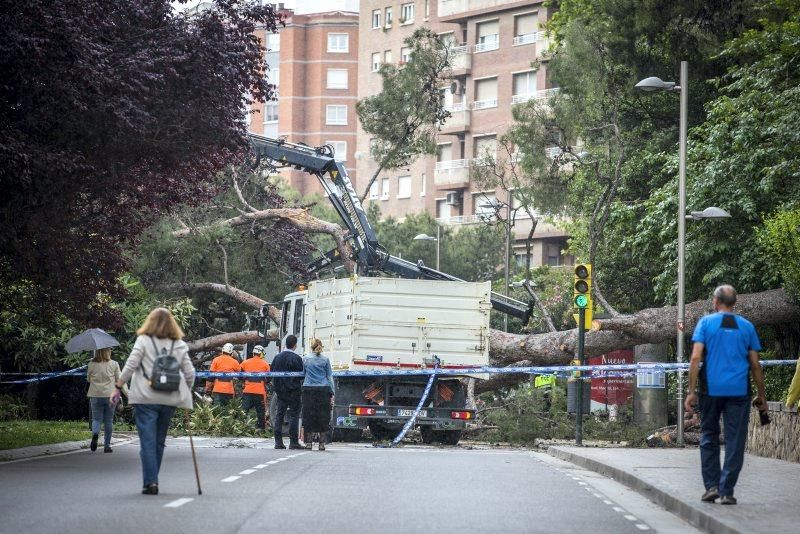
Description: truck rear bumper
xmin=334 ymin=404 xmax=473 ymax=430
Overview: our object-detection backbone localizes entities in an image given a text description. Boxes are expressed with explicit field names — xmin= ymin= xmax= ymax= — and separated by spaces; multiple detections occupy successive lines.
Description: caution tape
xmin=0 ymin=366 xmax=88 ymax=385
xmin=2 ymin=360 xmax=797 ymax=385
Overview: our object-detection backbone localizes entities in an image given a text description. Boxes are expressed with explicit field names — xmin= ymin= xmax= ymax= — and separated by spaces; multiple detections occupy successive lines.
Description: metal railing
xmin=434 ymin=159 xmax=470 ymax=171
xmin=472 ymin=98 xmax=498 ymax=110
xmin=474 ymin=38 xmax=499 ymax=53
xmin=512 ymin=32 xmax=538 ymax=46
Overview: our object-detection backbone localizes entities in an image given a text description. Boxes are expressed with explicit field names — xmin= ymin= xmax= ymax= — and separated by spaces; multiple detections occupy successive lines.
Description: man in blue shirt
xmin=685 ymin=285 xmax=767 ymax=505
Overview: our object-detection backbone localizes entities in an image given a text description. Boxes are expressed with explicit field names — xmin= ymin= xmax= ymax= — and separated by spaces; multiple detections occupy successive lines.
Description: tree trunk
xmin=187 ymin=330 xmax=278 ymax=353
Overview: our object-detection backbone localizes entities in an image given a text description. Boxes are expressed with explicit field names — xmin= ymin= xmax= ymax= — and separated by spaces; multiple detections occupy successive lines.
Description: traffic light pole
xmin=575 ymin=307 xmax=586 ymax=446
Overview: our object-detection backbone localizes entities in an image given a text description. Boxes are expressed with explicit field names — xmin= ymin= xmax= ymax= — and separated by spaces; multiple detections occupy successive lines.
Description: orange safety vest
xmin=241 ymin=357 xmax=270 ymax=396
xmin=209 ymin=354 xmax=241 ymax=395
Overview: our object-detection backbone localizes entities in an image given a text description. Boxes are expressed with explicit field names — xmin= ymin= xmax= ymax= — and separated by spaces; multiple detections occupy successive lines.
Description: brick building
xmin=250 ymin=9 xmax=359 ymax=197
xmin=355 ymin=0 xmax=572 ymax=268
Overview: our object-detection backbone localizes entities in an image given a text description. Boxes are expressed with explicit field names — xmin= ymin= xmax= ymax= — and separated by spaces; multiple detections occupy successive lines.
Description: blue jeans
xmin=699 ymin=395 xmax=751 ymax=496
xmin=134 ymin=404 xmax=176 ymax=486
xmin=89 ymin=397 xmax=114 ymax=448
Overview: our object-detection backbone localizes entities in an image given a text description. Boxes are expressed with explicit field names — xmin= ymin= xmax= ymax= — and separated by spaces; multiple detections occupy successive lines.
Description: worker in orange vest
xmin=206 ymin=343 xmax=241 ymax=406
xmin=241 ymin=345 xmax=271 ymax=431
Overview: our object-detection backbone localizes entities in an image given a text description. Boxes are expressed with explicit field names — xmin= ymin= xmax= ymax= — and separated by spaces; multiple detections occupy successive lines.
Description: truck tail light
xmin=450 ymin=411 xmax=473 ymax=420
xmin=351 ymin=407 xmax=376 ymax=416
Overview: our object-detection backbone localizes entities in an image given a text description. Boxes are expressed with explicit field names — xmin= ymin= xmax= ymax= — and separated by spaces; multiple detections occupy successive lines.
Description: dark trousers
xmin=213 ymin=392 xmax=233 ymax=406
xmin=274 ymin=390 xmax=301 ymax=445
xmin=699 ymin=394 xmax=751 ymax=496
xmin=242 ymin=393 xmax=266 ymax=430
xmin=134 ymin=404 xmax=176 ymax=486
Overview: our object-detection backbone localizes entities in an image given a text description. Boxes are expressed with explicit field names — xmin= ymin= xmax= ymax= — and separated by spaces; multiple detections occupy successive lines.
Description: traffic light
xmin=573 ymin=263 xmax=593 ymax=329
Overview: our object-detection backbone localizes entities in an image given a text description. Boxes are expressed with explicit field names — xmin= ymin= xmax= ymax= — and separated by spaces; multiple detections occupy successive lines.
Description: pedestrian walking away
xmin=206 ymin=342 xmax=241 ymax=406
xmin=271 ymin=335 xmax=304 ymax=449
xmin=302 ymin=338 xmax=335 ymax=451
xmin=685 ymin=285 xmax=767 ymax=505
xmin=241 ymin=344 xmax=270 ymax=431
xmin=113 ymin=307 xmax=196 ymax=496
xmin=87 ymin=348 xmax=124 ymax=453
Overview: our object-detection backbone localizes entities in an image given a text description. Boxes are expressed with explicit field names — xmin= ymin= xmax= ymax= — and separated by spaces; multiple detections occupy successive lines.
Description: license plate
xmin=397 ymin=409 xmax=427 ymax=417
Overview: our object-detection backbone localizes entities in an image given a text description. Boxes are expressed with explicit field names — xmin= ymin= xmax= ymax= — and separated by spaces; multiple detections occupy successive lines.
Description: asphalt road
xmin=0 ymin=437 xmax=699 ymax=534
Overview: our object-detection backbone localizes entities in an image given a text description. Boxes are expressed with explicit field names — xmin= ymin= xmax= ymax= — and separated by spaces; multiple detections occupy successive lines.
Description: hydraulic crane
xmin=248 ymin=133 xmax=532 ymax=324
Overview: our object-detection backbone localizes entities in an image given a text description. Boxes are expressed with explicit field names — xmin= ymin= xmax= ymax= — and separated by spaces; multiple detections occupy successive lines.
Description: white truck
xmin=275 ymin=276 xmax=491 ymax=444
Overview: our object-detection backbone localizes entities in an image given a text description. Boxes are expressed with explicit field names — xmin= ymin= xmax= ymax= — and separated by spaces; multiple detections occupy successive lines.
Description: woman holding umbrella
xmin=86 ymin=348 xmax=122 ymax=452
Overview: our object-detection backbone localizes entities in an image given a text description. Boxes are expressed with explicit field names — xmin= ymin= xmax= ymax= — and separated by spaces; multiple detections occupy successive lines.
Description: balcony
xmin=434 ymin=159 xmax=470 ymax=187
xmin=441 ymin=102 xmax=471 ymax=134
xmin=436 ymin=214 xmax=485 ymax=225
xmin=449 ymin=44 xmax=472 ymax=74
xmin=511 ymin=88 xmax=561 ymax=105
xmin=513 ymin=32 xmax=538 ymax=46
xmin=472 ymin=98 xmax=498 ymax=110
xmin=438 ymin=0 xmax=523 ymax=19
xmin=474 ymin=36 xmax=499 ymax=53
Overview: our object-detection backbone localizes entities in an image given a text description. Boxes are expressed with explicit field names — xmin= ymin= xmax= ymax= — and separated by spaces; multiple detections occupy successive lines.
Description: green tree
xmin=356 ymin=27 xmax=452 ymax=201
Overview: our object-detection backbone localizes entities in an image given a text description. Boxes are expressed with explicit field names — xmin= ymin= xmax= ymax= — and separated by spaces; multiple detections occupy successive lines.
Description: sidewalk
xmin=549 ymin=446 xmax=800 ymax=534
xmin=0 ymin=433 xmax=135 ymax=462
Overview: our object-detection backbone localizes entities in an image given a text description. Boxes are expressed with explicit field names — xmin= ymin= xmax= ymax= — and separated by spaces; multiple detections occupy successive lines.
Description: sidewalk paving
xmin=549 ymin=446 xmax=800 ymax=534
xmin=0 ymin=433 xmax=135 ymax=462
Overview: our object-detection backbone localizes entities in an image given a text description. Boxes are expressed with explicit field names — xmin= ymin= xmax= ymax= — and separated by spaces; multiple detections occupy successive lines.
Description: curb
xmin=0 ymin=433 xmax=137 ymax=463
xmin=547 ymin=446 xmax=740 ymax=534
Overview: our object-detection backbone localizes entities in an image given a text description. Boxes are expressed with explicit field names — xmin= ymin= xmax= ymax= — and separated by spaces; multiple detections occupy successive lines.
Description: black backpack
xmin=140 ymin=337 xmax=181 ymax=392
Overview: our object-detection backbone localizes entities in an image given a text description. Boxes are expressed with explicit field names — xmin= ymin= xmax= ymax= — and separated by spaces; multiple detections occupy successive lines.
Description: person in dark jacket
xmin=270 ymin=335 xmax=305 ymax=449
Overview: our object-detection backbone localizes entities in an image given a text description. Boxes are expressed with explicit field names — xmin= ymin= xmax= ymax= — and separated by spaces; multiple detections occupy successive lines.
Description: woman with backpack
xmin=301 ymin=338 xmax=335 ymax=451
xmin=113 ymin=307 xmax=195 ymax=495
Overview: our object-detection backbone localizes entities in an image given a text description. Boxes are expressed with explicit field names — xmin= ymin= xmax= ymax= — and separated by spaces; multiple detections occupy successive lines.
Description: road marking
xmin=603 ymin=500 xmax=613 ymax=505
xmin=221 ymin=476 xmax=241 ymax=483
xmin=266 ymin=460 xmax=279 ymax=464
xmin=635 ymin=524 xmax=650 ymax=531
xmin=578 ymin=481 xmax=588 ymax=486
xmin=592 ymin=492 xmax=603 ymax=498
xmin=275 ymin=457 xmax=289 ymax=461
xmin=613 ymin=506 xmax=625 ymax=513
xmin=624 ymin=514 xmax=638 ymax=521
xmin=239 ymin=469 xmax=256 ymax=475
xmin=253 ymin=464 xmax=268 ymax=469
xmin=164 ymin=498 xmax=193 ymax=508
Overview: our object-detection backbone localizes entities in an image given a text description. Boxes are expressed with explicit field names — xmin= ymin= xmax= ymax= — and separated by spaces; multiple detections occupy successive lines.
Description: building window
xmin=326 ymin=105 xmax=347 ymax=125
xmin=369 ymin=181 xmax=379 ymax=200
xmin=263 ymin=102 xmax=279 ymax=123
xmin=473 ymin=135 xmax=497 ymax=163
xmin=473 ymin=192 xmax=497 ymax=215
xmin=397 ymin=175 xmax=411 ymax=198
xmin=400 ymin=3 xmax=414 ymax=24
xmin=327 ymin=69 xmax=348 ymax=89
xmin=513 ymin=13 xmax=538 ymax=46
xmin=381 ymin=178 xmax=390 ymax=199
xmin=326 ymin=140 xmax=347 ymax=161
xmin=425 ymin=0 xmax=430 ymax=19
xmin=437 ymin=143 xmax=453 ymax=162
xmin=474 ymin=77 xmax=498 ymax=109
xmin=385 ymin=7 xmax=393 ymax=27
xmin=475 ymin=20 xmax=500 ymax=53
xmin=327 ymin=33 xmax=349 ymax=53
xmin=372 ymin=52 xmax=382 ymax=72
xmin=266 ymin=32 xmax=280 ymax=51
xmin=437 ymin=199 xmax=452 ymax=220
xmin=269 ymin=67 xmax=280 ymax=86
xmin=400 ymin=47 xmax=411 ymax=64
xmin=421 ymin=172 xmax=426 ymax=196
xmin=547 ymin=243 xmax=561 ymax=266
xmin=512 ymin=71 xmax=537 ymax=104
xmin=384 ymin=50 xmax=393 ymax=64
xmin=372 ymin=9 xmax=381 ymax=29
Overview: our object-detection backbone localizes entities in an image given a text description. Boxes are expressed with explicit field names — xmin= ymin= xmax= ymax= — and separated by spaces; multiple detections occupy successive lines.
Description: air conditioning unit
xmin=449 ymin=80 xmax=465 ymax=95
xmin=446 ymin=191 xmax=461 ymax=206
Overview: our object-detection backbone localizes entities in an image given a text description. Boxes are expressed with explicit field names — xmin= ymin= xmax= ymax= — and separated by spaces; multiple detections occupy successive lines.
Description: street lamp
xmin=413 ymin=226 xmax=440 ymax=270
xmin=636 ymin=62 xmax=731 ymax=446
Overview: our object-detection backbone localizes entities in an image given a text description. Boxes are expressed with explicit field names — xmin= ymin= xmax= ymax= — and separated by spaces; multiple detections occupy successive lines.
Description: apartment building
xmin=356 ymin=0 xmax=572 ymax=268
xmin=250 ymin=9 xmax=359 ymax=197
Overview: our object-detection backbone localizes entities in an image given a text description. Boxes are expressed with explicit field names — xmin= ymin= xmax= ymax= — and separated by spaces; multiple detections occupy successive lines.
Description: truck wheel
xmin=335 ymin=428 xmax=363 ymax=442
xmin=420 ymin=426 xmax=435 ymax=444
xmin=438 ymin=430 xmax=462 ymax=446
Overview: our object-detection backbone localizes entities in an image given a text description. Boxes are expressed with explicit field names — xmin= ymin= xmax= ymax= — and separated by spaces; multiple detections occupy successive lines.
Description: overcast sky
xmin=173 ymin=1 xmax=359 ymax=14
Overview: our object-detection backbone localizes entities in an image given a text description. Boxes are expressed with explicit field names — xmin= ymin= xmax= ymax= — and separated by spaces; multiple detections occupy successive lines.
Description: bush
xmin=170 ymin=398 xmax=264 ymax=437
xmin=0 ymin=394 xmax=27 ymax=421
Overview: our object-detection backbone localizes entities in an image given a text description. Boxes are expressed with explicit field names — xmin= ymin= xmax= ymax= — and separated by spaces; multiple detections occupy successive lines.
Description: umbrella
xmin=65 ymin=328 xmax=120 ymax=353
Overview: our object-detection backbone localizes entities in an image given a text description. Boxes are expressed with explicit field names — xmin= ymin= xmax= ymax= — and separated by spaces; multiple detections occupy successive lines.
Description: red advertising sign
xmin=588 ymin=349 xmax=634 ymax=406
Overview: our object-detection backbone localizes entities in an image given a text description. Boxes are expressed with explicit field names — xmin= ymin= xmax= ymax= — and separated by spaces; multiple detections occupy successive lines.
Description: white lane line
xmin=253 ymin=464 xmax=268 ymax=469
xmin=275 ymin=457 xmax=289 ymax=461
xmin=221 ymin=476 xmax=241 ymax=483
xmin=635 ymin=524 xmax=650 ymax=531
xmin=624 ymin=515 xmax=638 ymax=521
xmin=612 ymin=506 xmax=625 ymax=513
xmin=164 ymin=498 xmax=193 ymax=508
xmin=592 ymin=492 xmax=603 ymax=498
xmin=603 ymin=500 xmax=613 ymax=505
xmin=578 ymin=481 xmax=588 ymax=486
xmin=239 ymin=469 xmax=256 ymax=475
xmin=266 ymin=460 xmax=279 ymax=465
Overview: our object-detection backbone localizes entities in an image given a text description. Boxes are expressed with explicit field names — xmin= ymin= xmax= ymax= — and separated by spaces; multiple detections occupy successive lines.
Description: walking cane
xmin=184 ymin=409 xmax=203 ymax=495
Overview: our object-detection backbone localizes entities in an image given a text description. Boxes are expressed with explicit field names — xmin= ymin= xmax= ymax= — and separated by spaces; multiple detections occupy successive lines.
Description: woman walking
xmin=87 ymin=348 xmax=121 ymax=453
xmin=113 ymin=308 xmax=195 ymax=495
xmin=302 ymin=338 xmax=335 ymax=451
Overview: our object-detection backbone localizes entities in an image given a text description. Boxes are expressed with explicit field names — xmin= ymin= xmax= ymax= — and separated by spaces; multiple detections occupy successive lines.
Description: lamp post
xmin=413 ymin=225 xmax=440 ymax=270
xmin=636 ymin=62 xmax=731 ymax=446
